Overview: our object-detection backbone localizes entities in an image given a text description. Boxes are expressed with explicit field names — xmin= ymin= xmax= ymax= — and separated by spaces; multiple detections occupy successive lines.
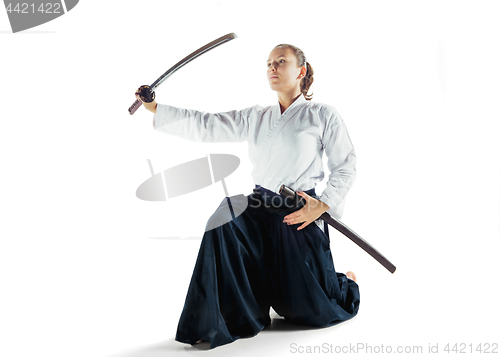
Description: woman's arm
xmin=153 ymin=103 xmax=251 ymax=143
xmin=135 ymin=92 xmax=250 ymax=143
xmin=282 ymin=106 xmax=356 ymax=229
xmin=318 ymin=107 xmax=357 ymax=220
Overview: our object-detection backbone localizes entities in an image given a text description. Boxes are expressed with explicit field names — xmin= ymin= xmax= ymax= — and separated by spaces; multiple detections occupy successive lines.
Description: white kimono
xmin=153 ymin=93 xmax=356 ymax=220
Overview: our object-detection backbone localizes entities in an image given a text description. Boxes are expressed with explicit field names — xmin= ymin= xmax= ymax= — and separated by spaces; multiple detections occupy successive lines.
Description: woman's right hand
xmin=135 ymin=89 xmax=158 ymax=114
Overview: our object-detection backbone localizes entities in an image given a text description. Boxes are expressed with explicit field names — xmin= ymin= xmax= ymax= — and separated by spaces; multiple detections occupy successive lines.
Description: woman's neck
xmin=278 ymin=89 xmax=302 ymax=114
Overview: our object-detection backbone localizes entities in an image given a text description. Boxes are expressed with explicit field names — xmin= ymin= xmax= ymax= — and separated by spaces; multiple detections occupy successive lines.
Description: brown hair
xmin=274 ymin=44 xmax=314 ymax=100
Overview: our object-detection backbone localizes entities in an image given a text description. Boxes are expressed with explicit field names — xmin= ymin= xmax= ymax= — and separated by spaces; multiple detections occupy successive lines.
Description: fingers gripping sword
xmin=129 ymin=32 xmax=238 ymax=115
xmin=280 ymin=184 xmax=397 ymax=274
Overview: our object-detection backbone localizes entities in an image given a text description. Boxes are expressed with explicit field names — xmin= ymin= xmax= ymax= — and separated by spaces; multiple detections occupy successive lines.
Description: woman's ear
xmin=298 ymin=65 xmax=307 ymax=79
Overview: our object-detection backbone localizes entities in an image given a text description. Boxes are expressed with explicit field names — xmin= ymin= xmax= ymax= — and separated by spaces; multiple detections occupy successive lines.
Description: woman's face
xmin=267 ymin=47 xmax=306 ymax=93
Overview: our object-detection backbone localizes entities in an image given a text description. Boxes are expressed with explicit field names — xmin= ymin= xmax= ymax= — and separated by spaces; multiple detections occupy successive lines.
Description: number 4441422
xmin=5 ymin=3 xmax=62 ymax=14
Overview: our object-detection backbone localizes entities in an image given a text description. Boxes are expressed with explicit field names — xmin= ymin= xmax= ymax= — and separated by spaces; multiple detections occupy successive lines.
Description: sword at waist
xmin=279 ymin=184 xmax=397 ymax=274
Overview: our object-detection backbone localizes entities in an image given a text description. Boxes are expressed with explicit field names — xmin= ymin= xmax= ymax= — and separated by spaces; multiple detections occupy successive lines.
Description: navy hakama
xmin=175 ymin=186 xmax=360 ymax=349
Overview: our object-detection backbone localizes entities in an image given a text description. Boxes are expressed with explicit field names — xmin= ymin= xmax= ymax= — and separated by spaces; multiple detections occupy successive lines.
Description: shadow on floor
xmin=106 ymin=316 xmax=346 ymax=357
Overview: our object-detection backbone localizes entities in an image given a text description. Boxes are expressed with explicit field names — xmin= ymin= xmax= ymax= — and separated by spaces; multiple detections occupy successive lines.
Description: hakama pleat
xmin=175 ymin=186 xmax=360 ymax=349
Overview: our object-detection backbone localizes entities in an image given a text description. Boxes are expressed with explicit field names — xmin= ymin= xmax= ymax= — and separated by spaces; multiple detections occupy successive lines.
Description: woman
xmin=136 ymin=44 xmax=360 ymax=349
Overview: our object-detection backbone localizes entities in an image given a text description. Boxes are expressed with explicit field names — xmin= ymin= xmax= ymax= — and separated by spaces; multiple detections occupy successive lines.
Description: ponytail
xmin=301 ymin=62 xmax=314 ymax=100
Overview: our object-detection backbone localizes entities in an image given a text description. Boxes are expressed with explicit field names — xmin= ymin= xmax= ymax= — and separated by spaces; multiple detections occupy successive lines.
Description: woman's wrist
xmin=314 ymin=199 xmax=330 ymax=215
xmin=145 ymin=101 xmax=158 ymax=114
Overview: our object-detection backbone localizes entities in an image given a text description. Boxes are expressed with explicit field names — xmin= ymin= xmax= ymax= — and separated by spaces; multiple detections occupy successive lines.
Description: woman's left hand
xmin=283 ymin=191 xmax=330 ymax=231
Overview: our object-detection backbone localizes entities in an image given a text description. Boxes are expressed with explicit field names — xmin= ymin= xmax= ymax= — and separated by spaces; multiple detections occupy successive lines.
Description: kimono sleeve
xmin=153 ymin=103 xmax=251 ymax=142
xmin=318 ymin=106 xmax=357 ymax=220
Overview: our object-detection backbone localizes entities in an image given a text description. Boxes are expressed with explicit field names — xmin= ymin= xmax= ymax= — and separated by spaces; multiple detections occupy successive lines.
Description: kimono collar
xmin=277 ymin=93 xmax=307 ymax=116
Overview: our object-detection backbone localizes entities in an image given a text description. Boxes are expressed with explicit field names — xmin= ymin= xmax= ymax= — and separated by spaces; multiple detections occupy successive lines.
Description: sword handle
xmin=129 ymin=85 xmax=156 ymax=115
xmin=128 ymin=99 xmax=142 ymax=115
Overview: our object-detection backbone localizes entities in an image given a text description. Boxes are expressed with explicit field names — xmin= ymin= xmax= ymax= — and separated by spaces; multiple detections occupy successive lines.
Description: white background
xmin=1 ymin=1 xmax=499 ymax=356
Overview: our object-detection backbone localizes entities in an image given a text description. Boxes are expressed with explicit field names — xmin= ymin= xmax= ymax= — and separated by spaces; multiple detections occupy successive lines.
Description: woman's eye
xmin=267 ymin=60 xmax=284 ymax=67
